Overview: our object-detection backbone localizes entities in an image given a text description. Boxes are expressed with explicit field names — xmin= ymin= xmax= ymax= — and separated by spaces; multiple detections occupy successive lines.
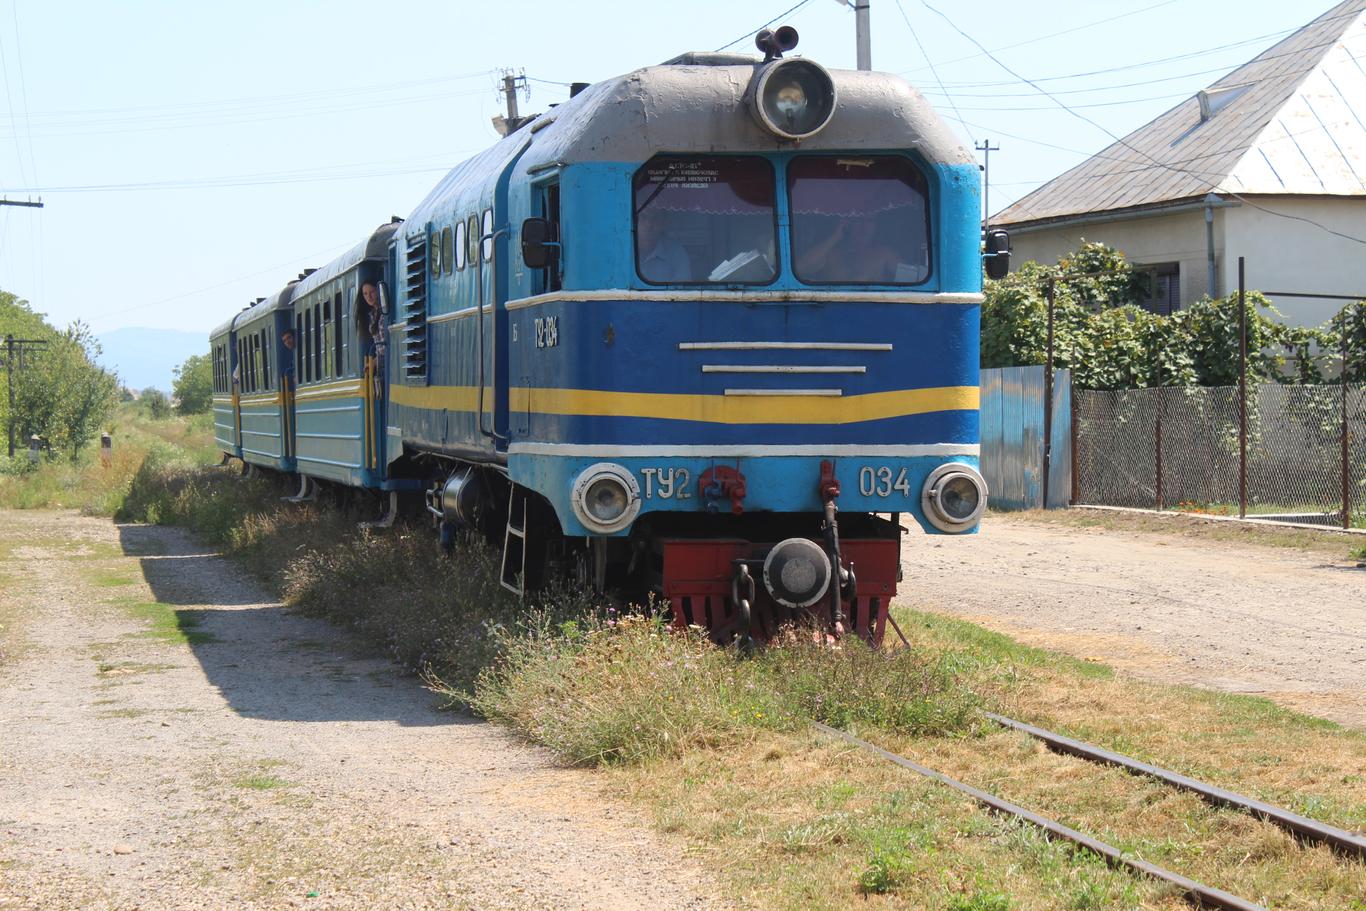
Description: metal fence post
xmin=1344 ymin=327 xmax=1351 ymax=530
xmin=1043 ymin=280 xmax=1055 ymax=509
xmin=1155 ymin=385 xmax=1164 ymax=511
xmin=1238 ymin=257 xmax=1247 ymax=519
xmin=1070 ymin=364 xmax=1080 ymax=505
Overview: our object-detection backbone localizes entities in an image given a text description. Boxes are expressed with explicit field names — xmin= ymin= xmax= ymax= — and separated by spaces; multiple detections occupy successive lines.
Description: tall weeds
xmin=119 ymin=455 xmax=985 ymax=766
xmin=469 ymin=615 xmax=981 ymax=766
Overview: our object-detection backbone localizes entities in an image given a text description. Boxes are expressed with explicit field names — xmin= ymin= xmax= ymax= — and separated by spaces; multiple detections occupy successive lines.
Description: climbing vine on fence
xmin=982 ymin=241 xmax=1363 ymax=390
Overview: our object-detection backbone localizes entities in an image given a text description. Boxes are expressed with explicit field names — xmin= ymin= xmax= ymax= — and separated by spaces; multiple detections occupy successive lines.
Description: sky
xmin=0 ymin=0 xmax=1338 ymax=337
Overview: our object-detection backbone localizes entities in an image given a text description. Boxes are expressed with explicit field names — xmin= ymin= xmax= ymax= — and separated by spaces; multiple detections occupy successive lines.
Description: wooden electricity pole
xmin=3 ymin=335 xmax=48 ymax=457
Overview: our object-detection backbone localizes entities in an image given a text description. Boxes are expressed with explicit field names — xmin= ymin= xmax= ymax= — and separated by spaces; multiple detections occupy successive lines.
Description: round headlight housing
xmin=920 ymin=462 xmax=988 ymax=533
xmin=762 ymin=536 xmax=832 ymax=609
xmin=751 ymin=58 xmax=837 ymax=141
xmin=570 ymin=463 xmax=641 ymax=534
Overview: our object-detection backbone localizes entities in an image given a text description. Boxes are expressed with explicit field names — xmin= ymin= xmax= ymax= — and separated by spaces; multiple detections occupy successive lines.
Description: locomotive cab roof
xmin=516 ymin=62 xmax=973 ymax=168
xmin=404 ymin=61 xmax=971 ymax=235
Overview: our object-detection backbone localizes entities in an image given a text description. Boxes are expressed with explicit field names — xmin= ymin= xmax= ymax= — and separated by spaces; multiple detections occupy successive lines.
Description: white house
xmin=994 ymin=0 xmax=1366 ymax=328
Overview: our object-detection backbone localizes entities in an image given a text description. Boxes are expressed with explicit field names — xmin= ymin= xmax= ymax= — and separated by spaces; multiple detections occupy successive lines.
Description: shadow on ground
xmin=116 ymin=522 xmax=464 ymax=728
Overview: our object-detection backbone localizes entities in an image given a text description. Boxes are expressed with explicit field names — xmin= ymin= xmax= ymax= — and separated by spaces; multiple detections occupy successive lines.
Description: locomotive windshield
xmin=633 ymin=155 xmax=778 ymax=285
xmin=789 ymin=155 xmax=931 ymax=285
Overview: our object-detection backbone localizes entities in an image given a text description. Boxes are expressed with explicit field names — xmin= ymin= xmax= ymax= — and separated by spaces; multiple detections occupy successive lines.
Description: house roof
xmin=995 ymin=0 xmax=1366 ymax=228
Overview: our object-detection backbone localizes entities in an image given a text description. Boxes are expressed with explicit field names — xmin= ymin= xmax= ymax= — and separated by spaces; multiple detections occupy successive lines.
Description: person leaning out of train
xmin=362 ymin=281 xmax=386 ymax=390
xmin=279 ymin=329 xmax=296 ymax=392
xmin=797 ymin=214 xmax=901 ymax=283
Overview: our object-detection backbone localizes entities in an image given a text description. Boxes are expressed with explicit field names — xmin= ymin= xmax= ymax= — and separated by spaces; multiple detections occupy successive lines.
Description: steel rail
xmin=810 ymin=722 xmax=1269 ymax=911
xmin=987 ymin=713 xmax=1366 ymax=860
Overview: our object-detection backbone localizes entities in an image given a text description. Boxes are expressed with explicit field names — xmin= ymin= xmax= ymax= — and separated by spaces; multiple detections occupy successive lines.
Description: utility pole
xmin=0 ymin=198 xmax=43 ymax=209
xmin=500 ymin=69 xmax=528 ymax=123
xmin=3 ymin=335 xmax=48 ymax=458
xmin=855 ymin=1 xmax=871 ymax=71
xmin=975 ymin=139 xmax=999 ymax=235
xmin=835 ymin=0 xmax=873 ymax=70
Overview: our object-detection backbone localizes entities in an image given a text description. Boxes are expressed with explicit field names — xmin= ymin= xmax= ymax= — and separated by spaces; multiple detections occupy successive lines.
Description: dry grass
xmin=604 ymin=609 xmax=1366 ymax=910
xmin=0 ymin=405 xmax=218 ymax=514
xmin=107 ymin=456 xmax=1366 ymax=909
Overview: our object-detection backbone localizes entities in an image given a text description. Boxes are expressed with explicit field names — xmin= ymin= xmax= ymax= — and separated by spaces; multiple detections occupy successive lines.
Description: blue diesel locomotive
xmin=210 ymin=31 xmax=1007 ymax=643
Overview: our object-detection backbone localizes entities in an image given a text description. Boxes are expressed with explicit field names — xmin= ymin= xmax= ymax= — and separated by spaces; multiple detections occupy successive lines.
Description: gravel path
xmin=899 ymin=511 xmax=1366 ymax=728
xmin=0 ymin=510 xmax=723 ymax=911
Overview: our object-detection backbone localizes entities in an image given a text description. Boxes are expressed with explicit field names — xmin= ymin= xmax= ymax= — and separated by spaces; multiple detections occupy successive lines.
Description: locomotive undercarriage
xmin=421 ymin=455 xmax=900 ymax=645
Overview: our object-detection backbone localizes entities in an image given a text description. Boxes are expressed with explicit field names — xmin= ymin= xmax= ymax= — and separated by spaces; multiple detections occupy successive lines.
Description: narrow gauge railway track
xmin=813 ymin=723 xmax=1272 ymax=911
xmin=986 ymin=713 xmax=1366 ymax=861
xmin=813 ymin=693 xmax=1365 ymax=909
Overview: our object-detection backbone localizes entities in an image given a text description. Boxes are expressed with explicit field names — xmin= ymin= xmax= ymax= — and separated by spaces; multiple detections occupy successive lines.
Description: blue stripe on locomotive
xmin=389 ymin=139 xmax=984 ymax=538
xmin=497 ymin=157 xmax=984 ymax=537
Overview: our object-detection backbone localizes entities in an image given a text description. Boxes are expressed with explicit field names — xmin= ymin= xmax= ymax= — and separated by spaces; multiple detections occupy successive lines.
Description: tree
xmin=981 ymin=241 xmax=1345 ymax=390
xmin=172 ymin=353 xmax=213 ymax=414
xmin=141 ymin=388 xmax=172 ymax=419
xmin=10 ymin=321 xmax=120 ymax=460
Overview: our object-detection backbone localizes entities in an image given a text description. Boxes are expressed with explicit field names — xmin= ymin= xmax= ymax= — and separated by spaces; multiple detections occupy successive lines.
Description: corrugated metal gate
xmin=980 ymin=366 xmax=1072 ymax=510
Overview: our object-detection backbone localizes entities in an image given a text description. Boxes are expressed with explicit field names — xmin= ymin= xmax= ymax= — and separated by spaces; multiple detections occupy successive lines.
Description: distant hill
xmin=96 ymin=327 xmax=206 ymax=393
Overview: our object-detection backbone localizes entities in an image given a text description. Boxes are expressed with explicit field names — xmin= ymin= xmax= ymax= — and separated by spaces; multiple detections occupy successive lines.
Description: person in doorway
xmin=362 ymin=281 xmax=386 ymax=394
xmin=279 ymin=329 xmax=297 ymax=392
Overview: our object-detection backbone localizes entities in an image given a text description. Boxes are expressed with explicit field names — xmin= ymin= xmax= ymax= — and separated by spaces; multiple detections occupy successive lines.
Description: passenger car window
xmin=788 ymin=156 xmax=931 ymax=285
xmin=633 ymin=155 xmax=777 ymax=285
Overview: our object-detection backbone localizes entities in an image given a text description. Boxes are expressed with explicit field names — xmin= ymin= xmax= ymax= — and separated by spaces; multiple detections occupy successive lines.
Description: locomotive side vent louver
xmin=403 ymin=231 xmax=429 ymax=383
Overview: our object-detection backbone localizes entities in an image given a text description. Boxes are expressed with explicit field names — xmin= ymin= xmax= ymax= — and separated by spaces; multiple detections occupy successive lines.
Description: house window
xmin=1134 ymin=262 xmax=1180 ymax=316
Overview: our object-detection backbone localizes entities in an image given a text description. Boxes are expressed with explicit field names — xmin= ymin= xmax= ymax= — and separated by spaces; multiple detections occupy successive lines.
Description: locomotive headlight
xmin=921 ymin=463 xmax=988 ymax=533
xmin=750 ymin=58 xmax=837 ymax=141
xmin=571 ymin=463 xmax=641 ymax=534
xmin=763 ymin=537 xmax=832 ymax=609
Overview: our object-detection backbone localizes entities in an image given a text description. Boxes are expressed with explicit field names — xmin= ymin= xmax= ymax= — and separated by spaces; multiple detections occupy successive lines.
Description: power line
xmin=0 ymin=157 xmax=464 ymax=195
xmin=916 ymin=57 xmax=1312 ymax=99
xmin=0 ymin=85 xmax=497 ymax=141
xmin=903 ymin=15 xmax=1362 ymax=89
xmin=86 ymin=239 xmax=360 ymax=325
xmin=950 ymin=89 xmax=1192 ymax=112
xmin=8 ymin=2 xmax=36 ymax=189
xmin=891 ymin=0 xmax=968 ymax=140
xmin=900 ymin=0 xmax=1179 ymax=77
xmin=714 ymin=0 xmax=816 ymax=52
xmin=917 ymin=0 xmax=1366 ymax=248
xmin=0 ymin=28 xmax=29 ymax=188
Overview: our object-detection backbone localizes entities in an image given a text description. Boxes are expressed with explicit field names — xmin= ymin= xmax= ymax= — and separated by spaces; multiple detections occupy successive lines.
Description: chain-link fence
xmin=1076 ymin=383 xmax=1366 ymax=527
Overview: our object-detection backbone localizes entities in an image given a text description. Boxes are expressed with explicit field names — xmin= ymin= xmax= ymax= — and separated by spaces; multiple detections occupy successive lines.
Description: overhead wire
xmin=86 ymin=238 xmax=361 ymax=325
xmin=0 ymin=152 xmax=473 ymax=195
xmin=8 ymin=2 xmax=35 ymax=188
xmin=917 ymin=0 xmax=1366 ymax=247
xmin=949 ymin=89 xmax=1193 ymax=112
xmin=899 ymin=0 xmax=1180 ymax=77
xmin=714 ymin=0 xmax=816 ymax=52
xmin=0 ymin=84 xmax=497 ymax=141
xmin=905 ymin=11 xmax=1365 ymax=89
xmin=917 ymin=53 xmax=1323 ymax=99
xmin=891 ymin=0 xmax=969 ymax=141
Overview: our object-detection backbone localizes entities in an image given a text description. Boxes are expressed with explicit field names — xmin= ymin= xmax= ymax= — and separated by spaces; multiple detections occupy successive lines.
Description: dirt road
xmin=0 ymin=510 xmax=721 ymax=911
xmin=900 ymin=510 xmax=1366 ymax=728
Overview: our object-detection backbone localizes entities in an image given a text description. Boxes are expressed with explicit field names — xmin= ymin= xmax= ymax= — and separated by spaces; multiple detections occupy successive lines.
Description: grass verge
xmin=104 ymin=454 xmax=1366 ymax=909
xmin=0 ymin=404 xmax=218 ymax=514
